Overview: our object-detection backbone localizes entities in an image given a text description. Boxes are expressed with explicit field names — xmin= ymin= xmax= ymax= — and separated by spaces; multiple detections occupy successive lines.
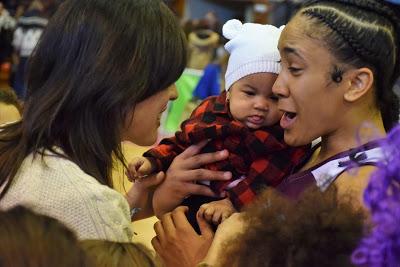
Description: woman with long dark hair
xmin=0 ymin=0 xmax=192 ymax=242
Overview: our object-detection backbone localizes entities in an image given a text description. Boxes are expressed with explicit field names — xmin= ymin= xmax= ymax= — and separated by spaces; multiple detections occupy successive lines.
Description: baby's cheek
xmin=271 ymin=105 xmax=284 ymax=122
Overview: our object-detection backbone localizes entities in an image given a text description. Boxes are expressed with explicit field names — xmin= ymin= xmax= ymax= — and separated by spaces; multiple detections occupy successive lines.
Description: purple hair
xmin=351 ymin=124 xmax=400 ymax=267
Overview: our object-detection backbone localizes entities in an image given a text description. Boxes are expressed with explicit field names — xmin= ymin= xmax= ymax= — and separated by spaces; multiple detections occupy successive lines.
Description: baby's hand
xmin=197 ymin=197 xmax=236 ymax=225
xmin=126 ymin=157 xmax=155 ymax=182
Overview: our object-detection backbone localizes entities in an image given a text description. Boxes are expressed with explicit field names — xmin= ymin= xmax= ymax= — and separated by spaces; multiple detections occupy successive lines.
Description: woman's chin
xmin=124 ymin=134 xmax=157 ymax=147
xmin=136 ymin=137 xmax=157 ymax=147
xmin=284 ymin=132 xmax=309 ymax=147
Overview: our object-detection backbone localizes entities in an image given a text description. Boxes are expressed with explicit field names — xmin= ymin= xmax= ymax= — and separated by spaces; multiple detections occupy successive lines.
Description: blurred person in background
xmin=12 ymin=0 xmax=48 ymax=99
xmin=0 ymin=2 xmax=15 ymax=66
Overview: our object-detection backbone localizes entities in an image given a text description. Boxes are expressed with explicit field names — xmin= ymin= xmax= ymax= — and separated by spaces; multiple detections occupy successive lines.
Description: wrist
xmin=201 ymin=236 xmax=224 ymax=266
xmin=130 ymin=207 xmax=142 ymax=220
xmin=125 ymin=184 xmax=149 ymax=208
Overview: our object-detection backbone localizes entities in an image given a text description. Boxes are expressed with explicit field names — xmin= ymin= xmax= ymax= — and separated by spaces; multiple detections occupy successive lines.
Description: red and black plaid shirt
xmin=144 ymin=92 xmax=310 ymax=209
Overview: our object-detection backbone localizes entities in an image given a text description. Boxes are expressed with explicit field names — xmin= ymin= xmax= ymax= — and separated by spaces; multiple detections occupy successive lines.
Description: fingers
xmin=212 ymin=210 xmax=223 ymax=225
xmin=153 ymin=171 xmax=166 ymax=186
xmin=199 ymin=204 xmax=215 ymax=223
xmin=184 ymin=183 xmax=219 ymax=198
xmin=179 ymin=140 xmax=209 ymax=159
xmin=196 ymin=210 xmax=214 ymax=238
xmin=182 ymin=150 xmax=230 ymax=170
xmin=198 ymin=200 xmax=235 ymax=225
xmin=221 ymin=211 xmax=231 ymax=222
xmin=126 ymin=159 xmax=144 ymax=182
xmin=160 ymin=209 xmax=176 ymax=234
xmin=197 ymin=205 xmax=206 ymax=220
xmin=137 ymin=159 xmax=154 ymax=176
xmin=153 ymin=220 xmax=165 ymax=243
xmin=182 ymin=169 xmax=232 ymax=182
xmin=193 ymin=149 xmax=229 ymax=168
xmin=127 ymin=157 xmax=155 ymax=182
xmin=125 ymin=168 xmax=137 ymax=183
xmin=134 ymin=171 xmax=165 ymax=189
xmin=170 ymin=206 xmax=194 ymax=233
xmin=153 ymin=207 xmax=184 ymax=244
xmin=151 ymin=236 xmax=162 ymax=254
xmin=129 ymin=157 xmax=145 ymax=170
xmin=174 ymin=206 xmax=189 ymax=213
xmin=199 ymin=205 xmax=221 ymax=225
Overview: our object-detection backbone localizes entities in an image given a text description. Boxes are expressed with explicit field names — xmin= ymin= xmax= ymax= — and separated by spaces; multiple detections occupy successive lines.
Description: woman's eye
xmin=288 ymin=67 xmax=302 ymax=75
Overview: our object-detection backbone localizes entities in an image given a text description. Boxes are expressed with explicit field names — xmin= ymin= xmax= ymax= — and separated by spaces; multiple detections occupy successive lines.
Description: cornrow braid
xmin=302 ymin=9 xmax=379 ymax=66
xmin=304 ymin=0 xmax=400 ymax=30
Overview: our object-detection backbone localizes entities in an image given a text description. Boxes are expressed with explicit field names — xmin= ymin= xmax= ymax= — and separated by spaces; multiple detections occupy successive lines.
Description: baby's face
xmin=228 ymin=72 xmax=282 ymax=129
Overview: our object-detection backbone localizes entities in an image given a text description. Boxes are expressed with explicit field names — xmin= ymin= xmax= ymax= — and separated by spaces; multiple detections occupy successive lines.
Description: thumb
xmin=197 ymin=211 xmax=214 ymax=238
xmin=137 ymin=171 xmax=165 ymax=188
xmin=152 ymin=171 xmax=165 ymax=186
xmin=129 ymin=158 xmax=145 ymax=171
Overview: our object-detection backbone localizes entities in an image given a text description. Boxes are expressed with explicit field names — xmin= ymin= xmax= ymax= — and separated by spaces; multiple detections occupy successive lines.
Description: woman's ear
xmin=343 ymin=67 xmax=374 ymax=102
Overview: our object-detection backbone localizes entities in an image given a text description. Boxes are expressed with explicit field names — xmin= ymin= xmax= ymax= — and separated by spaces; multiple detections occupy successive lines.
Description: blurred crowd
xmin=0 ymin=0 xmax=61 ymax=99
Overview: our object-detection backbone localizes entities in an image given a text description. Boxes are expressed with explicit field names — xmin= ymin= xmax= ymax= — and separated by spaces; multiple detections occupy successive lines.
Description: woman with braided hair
xmin=272 ymin=0 xmax=400 ymax=200
xmin=150 ymin=0 xmax=400 ymax=266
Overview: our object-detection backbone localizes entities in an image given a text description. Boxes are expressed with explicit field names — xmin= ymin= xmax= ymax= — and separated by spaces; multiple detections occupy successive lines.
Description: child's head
xmin=223 ymin=20 xmax=284 ymax=129
xmin=0 ymin=206 xmax=91 ymax=267
xmin=81 ymin=240 xmax=157 ymax=267
xmin=0 ymin=89 xmax=21 ymax=125
xmin=221 ymin=186 xmax=365 ymax=267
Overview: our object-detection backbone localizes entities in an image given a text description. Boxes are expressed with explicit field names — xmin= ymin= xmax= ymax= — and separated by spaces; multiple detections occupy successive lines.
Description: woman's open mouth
xmin=280 ymin=111 xmax=297 ymax=129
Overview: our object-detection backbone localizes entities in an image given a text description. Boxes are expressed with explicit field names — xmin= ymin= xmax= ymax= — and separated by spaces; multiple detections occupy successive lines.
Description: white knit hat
xmin=223 ymin=19 xmax=284 ymax=91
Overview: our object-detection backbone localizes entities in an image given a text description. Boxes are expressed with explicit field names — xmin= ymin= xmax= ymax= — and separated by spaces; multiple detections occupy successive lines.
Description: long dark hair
xmin=0 ymin=0 xmax=187 ymax=199
xmin=299 ymin=0 xmax=400 ymax=131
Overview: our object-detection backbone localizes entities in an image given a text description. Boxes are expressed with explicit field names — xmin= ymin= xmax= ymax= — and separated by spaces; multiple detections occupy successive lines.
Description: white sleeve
xmin=12 ymin=27 xmax=23 ymax=51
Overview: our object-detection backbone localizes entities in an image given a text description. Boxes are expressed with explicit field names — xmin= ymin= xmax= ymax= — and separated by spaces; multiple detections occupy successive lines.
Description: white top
xmin=313 ymin=147 xmax=384 ymax=192
xmin=0 ymin=150 xmax=134 ymax=242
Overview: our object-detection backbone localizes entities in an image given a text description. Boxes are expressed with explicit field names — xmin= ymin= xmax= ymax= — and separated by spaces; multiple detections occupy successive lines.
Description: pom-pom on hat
xmin=223 ymin=19 xmax=284 ymax=91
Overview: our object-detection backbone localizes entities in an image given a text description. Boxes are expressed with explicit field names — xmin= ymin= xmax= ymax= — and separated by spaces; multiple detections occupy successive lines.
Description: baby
xmin=128 ymin=20 xmax=310 ymax=229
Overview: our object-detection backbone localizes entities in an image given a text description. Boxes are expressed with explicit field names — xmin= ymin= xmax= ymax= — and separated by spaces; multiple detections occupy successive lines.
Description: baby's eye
xmin=244 ymin=91 xmax=255 ymax=96
xmin=269 ymin=95 xmax=279 ymax=101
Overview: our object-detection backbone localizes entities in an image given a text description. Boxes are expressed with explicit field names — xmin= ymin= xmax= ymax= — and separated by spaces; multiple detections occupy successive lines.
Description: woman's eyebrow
xmin=283 ymin=46 xmax=305 ymax=61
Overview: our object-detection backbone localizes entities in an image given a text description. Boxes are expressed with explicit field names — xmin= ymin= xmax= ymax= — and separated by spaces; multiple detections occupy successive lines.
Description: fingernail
xmin=223 ymin=172 xmax=231 ymax=179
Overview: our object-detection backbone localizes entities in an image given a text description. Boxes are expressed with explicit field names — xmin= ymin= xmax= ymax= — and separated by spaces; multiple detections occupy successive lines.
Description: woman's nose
xmin=272 ymin=74 xmax=289 ymax=99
